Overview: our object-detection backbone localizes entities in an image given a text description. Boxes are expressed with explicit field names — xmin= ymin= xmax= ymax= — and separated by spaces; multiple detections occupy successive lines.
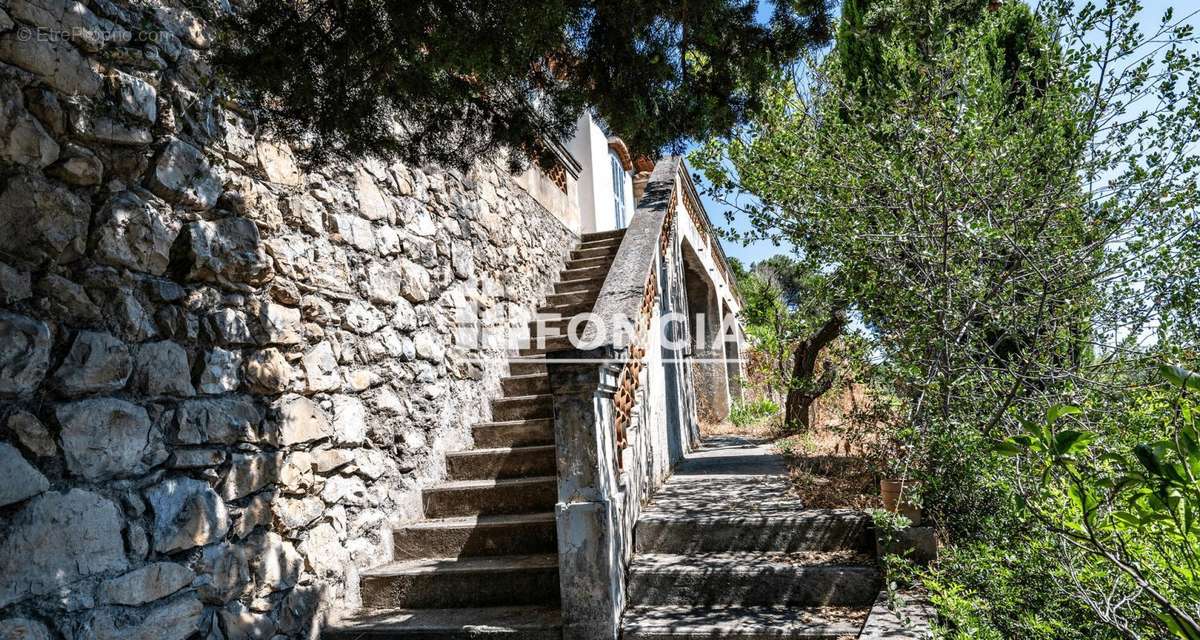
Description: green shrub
xmin=730 ymin=398 xmax=781 ymax=428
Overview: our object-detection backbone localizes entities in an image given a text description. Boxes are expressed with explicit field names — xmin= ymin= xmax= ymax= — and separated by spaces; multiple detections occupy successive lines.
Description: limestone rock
xmin=53 ymin=330 xmax=131 ymax=396
xmin=278 ymin=451 xmax=315 ymax=493
xmin=342 ymin=300 xmax=383 ymax=335
xmin=0 ymin=443 xmax=49 ymax=507
xmin=0 ymin=262 xmax=31 ymax=304
xmin=174 ymin=396 xmax=261 ymax=444
xmin=219 ymin=602 xmax=277 ymax=640
xmin=254 ymin=302 xmax=301 ymax=345
xmin=219 ymin=452 xmax=283 ymax=501
xmin=146 ymin=477 xmax=229 ymax=553
xmin=98 ymin=562 xmax=195 ymax=606
xmin=105 ymin=290 xmax=158 ymax=342
xmin=321 ymin=475 xmax=367 ymax=506
xmin=4 ymin=410 xmax=56 ymax=457
xmin=0 ymin=618 xmax=51 ymax=640
xmin=397 ymin=258 xmax=432 ymax=302
xmin=204 ymin=308 xmax=255 ymax=345
xmin=35 ymin=274 xmax=101 ymax=323
xmin=0 ymin=79 xmax=59 ymax=168
xmin=6 ymin=0 xmax=130 ymax=52
xmin=47 ymin=143 xmax=103 ymax=185
xmin=298 ymin=522 xmax=349 ymax=579
xmin=130 ymin=341 xmax=195 ymax=397
xmin=0 ymin=489 xmax=128 ymax=608
xmin=58 ymin=398 xmax=165 ymax=481
xmin=67 ymin=106 xmax=151 ymax=146
xmin=271 ymin=495 xmax=322 ymax=531
xmin=245 ymin=531 xmax=302 ymax=593
xmin=194 ymin=542 xmax=250 ymax=604
xmin=331 ymin=395 xmax=367 ymax=444
xmin=0 ymin=312 xmax=50 ymax=398
xmin=242 ymin=348 xmax=292 ymax=394
xmin=91 ymin=593 xmax=204 ymax=640
xmin=0 ymin=174 xmax=88 ymax=266
xmin=0 ymin=33 xmax=103 ymax=96
xmin=173 ymin=217 xmax=273 ymax=288
xmin=197 ymin=347 xmax=242 ymax=394
xmin=232 ymin=491 xmax=273 ymax=539
xmin=273 ymin=394 xmax=332 ymax=446
xmin=256 ymin=139 xmax=300 ymax=186
xmin=92 ymin=190 xmax=177 ymax=275
xmin=328 ymin=213 xmax=375 ymax=252
xmin=169 ymin=448 xmax=225 ymax=469
xmin=149 ymin=138 xmax=221 ymax=210
xmin=355 ymin=167 xmax=391 ymax=221
xmin=109 ymin=70 xmax=156 ymax=122
xmin=153 ymin=2 xmax=209 ymax=49
xmin=301 ymin=341 xmax=340 ymax=392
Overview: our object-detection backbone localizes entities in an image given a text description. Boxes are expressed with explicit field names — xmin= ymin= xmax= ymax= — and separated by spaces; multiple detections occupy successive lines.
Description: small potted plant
xmin=874 ymin=426 xmax=923 ymax=525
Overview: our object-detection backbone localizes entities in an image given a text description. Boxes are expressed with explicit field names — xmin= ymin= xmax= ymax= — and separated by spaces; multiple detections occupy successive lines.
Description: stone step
xmin=635 ymin=509 xmax=873 ymax=554
xmin=563 ymin=255 xmax=615 ymax=272
xmin=392 ymin=512 xmax=557 ymax=560
xmin=534 ymin=303 xmax=594 ymax=321
xmin=581 ymin=229 xmax=627 ymax=242
xmin=445 ymin=445 xmax=557 ymax=481
xmin=571 ymin=245 xmax=620 ymax=261
xmin=359 ymin=554 xmax=559 ymax=609
xmin=519 ymin=336 xmax=578 ymax=356
xmin=500 ymin=373 xmax=550 ymax=396
xmin=490 ymin=394 xmax=553 ymax=421
xmin=543 ymin=290 xmax=596 ymax=308
xmin=507 ymin=357 xmax=548 ymax=376
xmin=423 ymin=476 xmax=557 ymax=518
xmin=559 ymin=264 xmax=611 ymax=281
xmin=472 ymin=418 xmax=554 ymax=448
xmin=621 ymin=605 xmax=869 ymax=640
xmin=553 ymin=276 xmax=606 ymax=295
xmin=626 ymin=553 xmax=881 ymax=608
xmin=576 ymin=237 xmax=623 ymax=252
xmin=324 ymin=606 xmax=562 ymax=640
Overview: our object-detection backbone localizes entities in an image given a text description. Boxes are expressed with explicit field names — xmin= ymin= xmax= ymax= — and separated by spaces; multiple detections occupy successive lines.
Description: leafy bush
xmin=730 ymin=398 xmax=781 ymax=428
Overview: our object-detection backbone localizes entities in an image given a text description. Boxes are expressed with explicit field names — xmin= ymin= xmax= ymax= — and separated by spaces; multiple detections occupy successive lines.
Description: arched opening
xmin=681 ymin=240 xmax=730 ymax=427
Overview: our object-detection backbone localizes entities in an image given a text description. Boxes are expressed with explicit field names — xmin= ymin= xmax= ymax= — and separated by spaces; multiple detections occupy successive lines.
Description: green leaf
xmin=993 ymin=440 xmax=1024 ymax=456
xmin=1047 ymin=404 xmax=1082 ymax=424
xmin=1054 ymin=430 xmax=1097 ymax=456
xmin=1159 ymin=364 xmax=1200 ymax=392
xmin=1135 ymin=444 xmax=1165 ymax=477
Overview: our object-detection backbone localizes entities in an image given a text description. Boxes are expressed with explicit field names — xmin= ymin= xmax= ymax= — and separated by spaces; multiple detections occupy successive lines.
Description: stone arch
xmin=681 ymin=238 xmax=730 ymax=426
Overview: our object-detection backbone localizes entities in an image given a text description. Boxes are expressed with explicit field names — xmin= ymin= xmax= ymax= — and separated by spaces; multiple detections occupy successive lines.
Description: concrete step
xmin=571 ymin=245 xmax=619 ymax=261
xmin=563 ymin=255 xmax=615 ymax=272
xmin=507 ymin=357 xmax=547 ymax=376
xmin=359 ymin=554 xmax=559 ymax=609
xmin=392 ymin=512 xmax=557 ymax=560
xmin=581 ymin=229 xmax=626 ymax=242
xmin=423 ymin=476 xmax=557 ymax=518
xmin=543 ymin=290 xmax=596 ymax=308
xmin=621 ymin=605 xmax=869 ymax=640
xmin=446 ymin=445 xmax=557 ymax=481
xmin=635 ymin=509 xmax=873 ymax=554
xmin=535 ymin=300 xmax=594 ymax=318
xmin=559 ymin=264 xmax=611 ymax=281
xmin=519 ymin=335 xmax=577 ymax=356
xmin=626 ymin=553 xmax=881 ymax=608
xmin=500 ymin=374 xmax=550 ymax=396
xmin=553 ymin=276 xmax=605 ymax=295
xmin=491 ymin=394 xmax=553 ymax=421
xmin=324 ymin=606 xmax=562 ymax=640
xmin=472 ymin=419 xmax=554 ymax=448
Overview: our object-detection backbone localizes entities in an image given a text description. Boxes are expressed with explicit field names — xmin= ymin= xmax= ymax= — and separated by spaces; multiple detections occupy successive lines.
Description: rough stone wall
xmin=0 ymin=0 xmax=577 ymax=636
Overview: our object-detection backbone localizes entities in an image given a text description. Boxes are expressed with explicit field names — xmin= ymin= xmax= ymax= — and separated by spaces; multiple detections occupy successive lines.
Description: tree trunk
xmin=784 ymin=310 xmax=847 ymax=432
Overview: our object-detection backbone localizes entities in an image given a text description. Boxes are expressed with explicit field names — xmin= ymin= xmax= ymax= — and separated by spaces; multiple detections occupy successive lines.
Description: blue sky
xmin=696 ymin=0 xmax=1194 ymax=267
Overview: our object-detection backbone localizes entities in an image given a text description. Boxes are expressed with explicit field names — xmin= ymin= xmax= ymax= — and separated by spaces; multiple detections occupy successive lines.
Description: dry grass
xmin=699 ymin=413 xmax=784 ymax=439
xmin=774 ymin=426 xmax=882 ymax=511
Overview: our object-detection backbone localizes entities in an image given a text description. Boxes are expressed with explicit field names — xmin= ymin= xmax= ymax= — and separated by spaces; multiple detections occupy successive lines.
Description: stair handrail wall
xmin=545 ymin=157 xmax=695 ymax=640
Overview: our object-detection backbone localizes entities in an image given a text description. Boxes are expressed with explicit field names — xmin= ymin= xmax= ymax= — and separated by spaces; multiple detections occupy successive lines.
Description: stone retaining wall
xmin=0 ymin=1 xmax=577 ymax=636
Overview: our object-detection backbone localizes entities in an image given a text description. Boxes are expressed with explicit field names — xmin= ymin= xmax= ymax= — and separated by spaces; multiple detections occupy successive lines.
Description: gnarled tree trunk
xmin=784 ymin=309 xmax=847 ymax=432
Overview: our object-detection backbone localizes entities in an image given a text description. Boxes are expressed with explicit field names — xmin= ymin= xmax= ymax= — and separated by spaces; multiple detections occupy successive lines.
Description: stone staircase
xmin=325 ymin=229 xmax=626 ymax=639
xmin=621 ymin=436 xmax=882 ymax=640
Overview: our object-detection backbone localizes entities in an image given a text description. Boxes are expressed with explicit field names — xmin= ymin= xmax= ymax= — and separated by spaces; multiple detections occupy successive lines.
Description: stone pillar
xmin=547 ymin=347 xmax=624 ymax=640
